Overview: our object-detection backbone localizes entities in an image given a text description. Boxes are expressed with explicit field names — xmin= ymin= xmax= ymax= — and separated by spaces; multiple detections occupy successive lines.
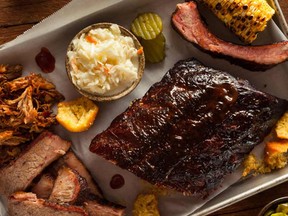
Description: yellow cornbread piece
xmin=56 ymin=97 xmax=98 ymax=132
xmin=264 ymin=140 xmax=288 ymax=170
xmin=133 ymin=194 xmax=160 ymax=216
xmin=275 ymin=112 xmax=288 ymax=139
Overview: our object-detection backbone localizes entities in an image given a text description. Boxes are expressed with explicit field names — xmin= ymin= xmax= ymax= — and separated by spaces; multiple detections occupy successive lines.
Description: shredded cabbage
xmin=68 ymin=24 xmax=139 ymax=95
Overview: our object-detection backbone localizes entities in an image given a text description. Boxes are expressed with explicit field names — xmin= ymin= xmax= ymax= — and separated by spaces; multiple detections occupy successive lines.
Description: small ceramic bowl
xmin=258 ymin=196 xmax=288 ymax=216
xmin=66 ymin=22 xmax=145 ymax=102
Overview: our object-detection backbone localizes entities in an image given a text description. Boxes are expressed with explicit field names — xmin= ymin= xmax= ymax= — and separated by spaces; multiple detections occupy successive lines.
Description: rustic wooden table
xmin=0 ymin=0 xmax=288 ymax=215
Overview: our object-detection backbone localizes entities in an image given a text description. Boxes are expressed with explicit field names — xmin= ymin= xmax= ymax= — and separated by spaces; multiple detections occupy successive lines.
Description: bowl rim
xmin=258 ymin=196 xmax=288 ymax=216
xmin=65 ymin=22 xmax=145 ymax=102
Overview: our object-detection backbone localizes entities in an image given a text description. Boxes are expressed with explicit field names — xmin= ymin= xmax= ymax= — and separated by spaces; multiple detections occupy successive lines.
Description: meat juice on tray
xmin=35 ymin=47 xmax=56 ymax=73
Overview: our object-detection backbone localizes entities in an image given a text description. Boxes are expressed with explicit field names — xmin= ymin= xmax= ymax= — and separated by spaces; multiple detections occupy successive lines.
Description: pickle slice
xmin=131 ymin=12 xmax=163 ymax=40
xmin=141 ymin=33 xmax=166 ymax=63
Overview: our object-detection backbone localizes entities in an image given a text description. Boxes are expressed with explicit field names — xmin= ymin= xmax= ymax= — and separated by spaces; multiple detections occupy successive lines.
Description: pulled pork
xmin=0 ymin=65 xmax=64 ymax=149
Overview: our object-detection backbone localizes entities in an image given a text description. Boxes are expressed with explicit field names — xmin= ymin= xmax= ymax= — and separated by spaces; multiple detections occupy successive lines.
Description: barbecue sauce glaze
xmin=90 ymin=58 xmax=287 ymax=196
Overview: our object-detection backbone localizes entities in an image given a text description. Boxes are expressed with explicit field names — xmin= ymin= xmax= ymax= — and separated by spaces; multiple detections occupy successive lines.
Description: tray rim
xmin=0 ymin=1 xmax=288 ymax=216
xmin=268 ymin=0 xmax=288 ymax=38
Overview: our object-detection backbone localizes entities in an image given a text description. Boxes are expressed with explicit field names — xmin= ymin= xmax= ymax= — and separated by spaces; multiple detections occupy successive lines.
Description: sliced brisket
xmin=31 ymin=173 xmax=55 ymax=199
xmin=0 ymin=131 xmax=71 ymax=198
xmin=49 ymin=166 xmax=87 ymax=204
xmin=54 ymin=151 xmax=103 ymax=198
xmin=171 ymin=1 xmax=288 ymax=71
xmin=90 ymin=58 xmax=288 ymax=196
xmin=8 ymin=192 xmax=88 ymax=216
xmin=83 ymin=199 xmax=125 ymax=216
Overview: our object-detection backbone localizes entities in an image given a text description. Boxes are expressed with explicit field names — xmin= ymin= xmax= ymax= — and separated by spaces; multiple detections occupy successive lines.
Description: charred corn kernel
xmin=131 ymin=12 xmax=163 ymax=40
xmin=141 ymin=33 xmax=166 ymax=63
xmin=200 ymin=0 xmax=275 ymax=43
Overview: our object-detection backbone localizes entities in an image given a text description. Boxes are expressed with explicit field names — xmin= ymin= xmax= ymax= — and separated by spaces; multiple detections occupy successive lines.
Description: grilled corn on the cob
xmin=200 ymin=0 xmax=275 ymax=43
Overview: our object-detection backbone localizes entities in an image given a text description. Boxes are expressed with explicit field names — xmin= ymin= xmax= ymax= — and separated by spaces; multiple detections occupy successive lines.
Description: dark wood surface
xmin=0 ymin=1 xmax=288 ymax=215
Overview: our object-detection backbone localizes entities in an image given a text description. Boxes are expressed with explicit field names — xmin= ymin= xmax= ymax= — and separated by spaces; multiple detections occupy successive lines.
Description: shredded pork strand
xmin=0 ymin=66 xmax=64 ymax=151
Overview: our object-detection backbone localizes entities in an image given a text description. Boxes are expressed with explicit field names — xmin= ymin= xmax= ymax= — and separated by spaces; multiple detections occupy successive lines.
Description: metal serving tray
xmin=0 ymin=0 xmax=288 ymax=215
xmin=268 ymin=0 xmax=288 ymax=38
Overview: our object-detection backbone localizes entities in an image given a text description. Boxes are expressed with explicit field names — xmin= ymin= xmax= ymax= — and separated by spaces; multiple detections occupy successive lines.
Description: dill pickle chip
xmin=141 ymin=33 xmax=166 ymax=63
xmin=131 ymin=12 xmax=163 ymax=40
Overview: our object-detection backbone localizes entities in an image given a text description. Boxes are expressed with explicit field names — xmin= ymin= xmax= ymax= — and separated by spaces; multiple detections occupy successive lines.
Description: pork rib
xmin=171 ymin=1 xmax=288 ymax=71
xmin=0 ymin=131 xmax=71 ymax=198
xmin=90 ymin=58 xmax=288 ymax=196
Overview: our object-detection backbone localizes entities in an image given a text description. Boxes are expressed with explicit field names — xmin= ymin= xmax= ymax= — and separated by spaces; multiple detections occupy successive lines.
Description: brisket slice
xmin=31 ymin=173 xmax=55 ymax=199
xmin=90 ymin=58 xmax=288 ymax=196
xmin=8 ymin=192 xmax=87 ymax=216
xmin=0 ymin=131 xmax=71 ymax=198
xmin=53 ymin=151 xmax=103 ymax=198
xmin=49 ymin=166 xmax=87 ymax=204
xmin=171 ymin=1 xmax=288 ymax=71
xmin=83 ymin=199 xmax=125 ymax=216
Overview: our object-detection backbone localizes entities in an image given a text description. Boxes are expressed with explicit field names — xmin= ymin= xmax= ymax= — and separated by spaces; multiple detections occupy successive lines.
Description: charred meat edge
xmin=83 ymin=199 xmax=125 ymax=216
xmin=49 ymin=166 xmax=87 ymax=204
xmin=44 ymin=150 xmax=125 ymax=213
xmin=8 ymin=192 xmax=88 ymax=216
xmin=0 ymin=131 xmax=71 ymax=198
xmin=55 ymin=150 xmax=103 ymax=198
xmin=171 ymin=1 xmax=288 ymax=71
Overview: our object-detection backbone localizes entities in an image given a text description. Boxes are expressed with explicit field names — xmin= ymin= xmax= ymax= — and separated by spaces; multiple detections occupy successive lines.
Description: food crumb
xmin=133 ymin=193 xmax=160 ymax=216
xmin=242 ymin=154 xmax=260 ymax=177
xmin=242 ymin=142 xmax=288 ymax=177
xmin=242 ymin=112 xmax=288 ymax=177
xmin=275 ymin=112 xmax=288 ymax=139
